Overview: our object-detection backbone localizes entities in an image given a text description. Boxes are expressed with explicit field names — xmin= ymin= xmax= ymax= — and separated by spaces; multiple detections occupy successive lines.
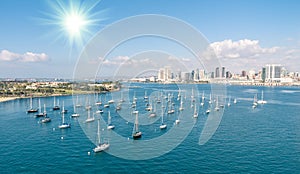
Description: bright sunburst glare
xmin=64 ymin=12 xmax=87 ymax=37
xmin=41 ymin=0 xmax=105 ymax=49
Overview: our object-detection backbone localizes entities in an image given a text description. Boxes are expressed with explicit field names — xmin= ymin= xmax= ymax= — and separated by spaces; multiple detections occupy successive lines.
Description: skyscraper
xmin=221 ymin=67 xmax=225 ymax=78
xmin=215 ymin=67 xmax=220 ymax=78
xmin=265 ymin=64 xmax=282 ymax=82
xmin=261 ymin=67 xmax=266 ymax=82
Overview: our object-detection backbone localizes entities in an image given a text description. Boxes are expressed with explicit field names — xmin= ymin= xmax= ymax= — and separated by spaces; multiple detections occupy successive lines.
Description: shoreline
xmin=0 ymin=97 xmax=18 ymax=103
xmin=0 ymin=88 xmax=121 ymax=103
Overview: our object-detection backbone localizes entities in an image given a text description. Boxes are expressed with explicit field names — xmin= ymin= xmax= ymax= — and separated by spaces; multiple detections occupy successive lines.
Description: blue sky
xmin=0 ymin=0 xmax=300 ymax=78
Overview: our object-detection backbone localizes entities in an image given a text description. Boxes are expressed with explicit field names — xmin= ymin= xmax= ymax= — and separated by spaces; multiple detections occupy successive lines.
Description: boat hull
xmin=133 ymin=132 xmax=142 ymax=139
xmin=93 ymin=143 xmax=110 ymax=152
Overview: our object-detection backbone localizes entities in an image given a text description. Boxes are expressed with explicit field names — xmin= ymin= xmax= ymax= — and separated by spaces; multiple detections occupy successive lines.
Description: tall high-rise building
xmin=261 ymin=67 xmax=266 ymax=82
xmin=163 ymin=66 xmax=171 ymax=81
xmin=194 ymin=69 xmax=199 ymax=81
xmin=265 ymin=64 xmax=282 ymax=82
xmin=221 ymin=67 xmax=225 ymax=78
xmin=158 ymin=68 xmax=164 ymax=81
xmin=241 ymin=70 xmax=247 ymax=77
xmin=215 ymin=67 xmax=220 ymax=78
xmin=199 ymin=69 xmax=205 ymax=80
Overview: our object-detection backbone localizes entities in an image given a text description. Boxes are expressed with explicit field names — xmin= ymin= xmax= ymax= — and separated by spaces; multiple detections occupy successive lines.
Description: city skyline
xmin=1 ymin=0 xmax=300 ymax=78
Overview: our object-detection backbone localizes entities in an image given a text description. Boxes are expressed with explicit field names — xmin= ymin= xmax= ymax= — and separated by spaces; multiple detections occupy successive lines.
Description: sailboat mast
xmin=30 ymin=97 xmax=33 ymax=109
xmin=97 ymin=119 xmax=101 ymax=144
xmin=62 ymin=102 xmax=65 ymax=123
xmin=43 ymin=104 xmax=46 ymax=114
xmin=135 ymin=112 xmax=139 ymax=132
xmin=108 ymin=111 xmax=111 ymax=125
xmin=38 ymin=99 xmax=41 ymax=111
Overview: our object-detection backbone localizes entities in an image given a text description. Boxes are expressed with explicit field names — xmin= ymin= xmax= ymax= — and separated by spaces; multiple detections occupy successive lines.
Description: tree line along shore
xmin=0 ymin=81 xmax=120 ymax=103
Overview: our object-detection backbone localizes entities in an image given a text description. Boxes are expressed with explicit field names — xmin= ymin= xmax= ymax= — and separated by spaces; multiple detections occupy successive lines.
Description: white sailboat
xmin=36 ymin=99 xmax=44 ymax=117
xmin=193 ymin=104 xmax=198 ymax=118
xmin=208 ymin=93 xmax=212 ymax=104
xmin=27 ymin=96 xmax=38 ymax=113
xmin=149 ymin=100 xmax=156 ymax=117
xmin=119 ymin=91 xmax=125 ymax=103
xmin=257 ymin=90 xmax=267 ymax=104
xmin=95 ymin=93 xmax=102 ymax=105
xmin=71 ymin=104 xmax=80 ymax=117
xmin=215 ymin=96 xmax=220 ymax=111
xmin=85 ymin=97 xmax=92 ymax=110
xmin=85 ymin=109 xmax=95 ymax=123
xmin=159 ymin=106 xmax=167 ymax=129
xmin=75 ymin=95 xmax=82 ymax=107
xmin=252 ymin=94 xmax=258 ymax=108
xmin=175 ymin=112 xmax=180 ymax=124
xmin=233 ymin=98 xmax=237 ymax=104
xmin=200 ymin=91 xmax=205 ymax=106
xmin=167 ymin=96 xmax=175 ymax=114
xmin=191 ymin=88 xmax=195 ymax=102
xmin=144 ymin=90 xmax=148 ymax=100
xmin=132 ymin=111 xmax=142 ymax=139
xmin=107 ymin=111 xmax=115 ymax=130
xmin=53 ymin=96 xmax=60 ymax=110
xmin=93 ymin=119 xmax=110 ymax=153
xmin=108 ymin=99 xmax=115 ymax=104
xmin=41 ymin=104 xmax=51 ymax=123
xmin=58 ymin=101 xmax=70 ymax=129
xmin=179 ymin=97 xmax=184 ymax=111
xmin=227 ymin=96 xmax=231 ymax=107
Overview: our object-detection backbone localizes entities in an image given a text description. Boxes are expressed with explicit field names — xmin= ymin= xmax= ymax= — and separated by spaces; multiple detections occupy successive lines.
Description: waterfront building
xmin=265 ymin=64 xmax=282 ymax=83
xmin=215 ymin=67 xmax=220 ymax=78
xmin=221 ymin=67 xmax=225 ymax=78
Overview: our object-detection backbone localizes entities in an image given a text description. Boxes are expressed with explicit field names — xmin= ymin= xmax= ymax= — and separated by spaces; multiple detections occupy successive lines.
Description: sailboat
xmin=159 ymin=106 xmax=167 ymax=129
xmin=95 ymin=93 xmax=102 ymax=105
xmin=132 ymin=111 xmax=142 ymax=139
xmin=36 ymin=99 xmax=45 ymax=117
xmin=75 ymin=95 xmax=82 ymax=107
xmin=149 ymin=100 xmax=156 ymax=117
xmin=107 ymin=111 xmax=115 ymax=130
xmin=58 ymin=101 xmax=70 ymax=129
xmin=193 ymin=104 xmax=198 ymax=118
xmin=214 ymin=96 xmax=220 ymax=111
xmin=85 ymin=109 xmax=95 ymax=123
xmin=144 ymin=90 xmax=148 ymax=100
xmin=252 ymin=94 xmax=258 ymax=108
xmin=93 ymin=119 xmax=110 ymax=153
xmin=208 ymin=93 xmax=212 ymax=104
xmin=119 ymin=90 xmax=125 ymax=103
xmin=200 ymin=91 xmax=205 ymax=106
xmin=116 ymin=103 xmax=122 ymax=111
xmin=206 ymin=108 xmax=210 ymax=114
xmin=41 ymin=104 xmax=51 ymax=123
xmin=71 ymin=104 xmax=80 ymax=117
xmin=177 ymin=90 xmax=181 ymax=101
xmin=175 ymin=112 xmax=180 ymax=124
xmin=167 ymin=95 xmax=175 ymax=114
xmin=27 ymin=97 xmax=38 ymax=113
xmin=233 ymin=98 xmax=237 ymax=104
xmin=227 ymin=96 xmax=231 ymax=107
xmin=85 ymin=97 xmax=92 ymax=110
xmin=191 ymin=88 xmax=195 ymax=102
xmin=257 ymin=90 xmax=267 ymax=104
xmin=53 ymin=96 xmax=60 ymax=110
xmin=179 ymin=97 xmax=184 ymax=111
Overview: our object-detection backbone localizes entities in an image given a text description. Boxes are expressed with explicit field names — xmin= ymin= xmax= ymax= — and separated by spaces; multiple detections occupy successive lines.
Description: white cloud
xmin=210 ymin=39 xmax=279 ymax=59
xmin=0 ymin=50 xmax=49 ymax=62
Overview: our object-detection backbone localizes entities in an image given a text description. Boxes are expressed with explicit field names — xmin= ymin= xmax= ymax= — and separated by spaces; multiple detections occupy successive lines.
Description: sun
xmin=42 ymin=0 xmax=105 ymax=48
xmin=64 ymin=12 xmax=87 ymax=37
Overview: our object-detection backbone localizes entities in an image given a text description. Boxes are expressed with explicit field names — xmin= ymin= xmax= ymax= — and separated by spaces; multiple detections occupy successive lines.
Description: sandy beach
xmin=0 ymin=97 xmax=18 ymax=103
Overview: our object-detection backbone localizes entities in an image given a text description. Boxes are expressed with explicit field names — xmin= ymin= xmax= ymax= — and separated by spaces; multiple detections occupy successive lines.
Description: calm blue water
xmin=0 ymin=84 xmax=300 ymax=173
